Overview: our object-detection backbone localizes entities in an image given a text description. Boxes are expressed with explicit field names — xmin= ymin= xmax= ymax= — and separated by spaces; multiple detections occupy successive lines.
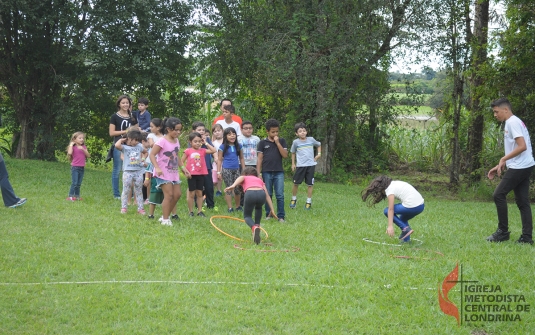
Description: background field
xmin=1 ymin=158 xmax=534 ymax=334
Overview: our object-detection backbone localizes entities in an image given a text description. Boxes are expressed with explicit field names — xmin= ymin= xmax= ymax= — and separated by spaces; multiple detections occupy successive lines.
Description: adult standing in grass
xmin=109 ymin=95 xmax=137 ymax=199
xmin=0 ymin=151 xmax=26 ymax=208
xmin=487 ymin=97 xmax=535 ymax=245
xmin=361 ymin=175 xmax=424 ymax=243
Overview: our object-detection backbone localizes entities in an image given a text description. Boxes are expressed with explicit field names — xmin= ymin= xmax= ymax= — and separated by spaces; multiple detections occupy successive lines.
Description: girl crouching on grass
xmin=66 ymin=132 xmax=90 ymax=201
xmin=361 ymin=175 xmax=424 ymax=242
xmin=225 ymin=167 xmax=276 ymax=244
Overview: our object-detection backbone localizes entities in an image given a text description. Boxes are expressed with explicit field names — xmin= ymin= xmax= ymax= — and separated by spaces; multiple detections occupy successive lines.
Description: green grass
xmin=1 ymin=158 xmax=534 ymax=334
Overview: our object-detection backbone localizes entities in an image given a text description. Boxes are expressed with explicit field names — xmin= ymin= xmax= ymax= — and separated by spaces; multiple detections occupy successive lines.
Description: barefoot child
xmin=361 ymin=175 xmax=425 ymax=242
xmin=225 ymin=167 xmax=276 ymax=244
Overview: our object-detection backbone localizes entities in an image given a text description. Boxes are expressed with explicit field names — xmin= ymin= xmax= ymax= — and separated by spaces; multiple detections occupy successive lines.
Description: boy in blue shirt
xmin=133 ymin=97 xmax=151 ymax=133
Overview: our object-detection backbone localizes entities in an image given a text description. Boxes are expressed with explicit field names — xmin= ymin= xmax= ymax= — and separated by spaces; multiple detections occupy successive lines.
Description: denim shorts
xmin=153 ymin=176 xmax=181 ymax=190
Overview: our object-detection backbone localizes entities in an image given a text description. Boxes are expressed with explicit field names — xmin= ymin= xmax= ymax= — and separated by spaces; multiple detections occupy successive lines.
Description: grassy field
xmin=1 ymin=158 xmax=534 ymax=334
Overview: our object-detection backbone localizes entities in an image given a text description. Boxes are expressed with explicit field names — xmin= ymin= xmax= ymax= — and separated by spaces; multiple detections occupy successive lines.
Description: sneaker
xmin=9 ymin=198 xmax=27 ymax=208
xmin=252 ymin=225 xmax=261 ymax=245
xmin=161 ymin=219 xmax=173 ymax=226
xmin=76 ymin=197 xmax=83 ymax=201
xmin=197 ymin=212 xmax=206 ymax=217
xmin=171 ymin=214 xmax=179 ymax=220
xmin=66 ymin=197 xmax=76 ymax=202
xmin=215 ymin=191 xmax=222 ymax=196
xmin=228 ymin=208 xmax=234 ymax=213
xmin=121 ymin=208 xmax=127 ymax=214
xmin=516 ymin=236 xmax=534 ymax=245
xmin=486 ymin=229 xmax=510 ymax=242
xmin=189 ymin=212 xmax=195 ymax=217
xmin=278 ymin=218 xmax=286 ymax=223
xmin=138 ymin=209 xmax=146 ymax=215
xmin=114 ymin=196 xmax=121 ymax=200
xmin=265 ymin=216 xmax=272 ymax=220
xmin=304 ymin=202 xmax=311 ymax=210
xmin=399 ymin=226 xmax=413 ymax=241
xmin=148 ymin=215 xmax=155 ymax=219
xmin=290 ymin=199 xmax=297 ymax=209
xmin=235 ymin=206 xmax=243 ymax=212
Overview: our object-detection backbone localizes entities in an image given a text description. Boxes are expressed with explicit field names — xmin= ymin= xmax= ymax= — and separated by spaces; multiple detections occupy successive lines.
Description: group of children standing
xmin=66 ymin=97 xmax=325 ymax=243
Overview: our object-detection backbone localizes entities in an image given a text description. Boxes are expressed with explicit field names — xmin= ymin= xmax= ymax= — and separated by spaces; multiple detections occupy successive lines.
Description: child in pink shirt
xmin=149 ymin=117 xmax=190 ymax=226
xmin=225 ymin=167 xmax=276 ymax=244
xmin=182 ymin=132 xmax=216 ymax=217
xmin=66 ymin=132 xmax=90 ymax=201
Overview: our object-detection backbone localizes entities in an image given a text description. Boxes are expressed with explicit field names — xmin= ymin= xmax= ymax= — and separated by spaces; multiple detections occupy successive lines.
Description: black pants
xmin=204 ymin=172 xmax=215 ymax=208
xmin=243 ymin=190 xmax=266 ymax=228
xmin=494 ymin=166 xmax=534 ymax=239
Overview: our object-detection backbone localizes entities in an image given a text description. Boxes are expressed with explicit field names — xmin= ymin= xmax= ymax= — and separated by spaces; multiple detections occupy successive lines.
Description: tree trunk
xmin=467 ymin=0 xmax=489 ymax=183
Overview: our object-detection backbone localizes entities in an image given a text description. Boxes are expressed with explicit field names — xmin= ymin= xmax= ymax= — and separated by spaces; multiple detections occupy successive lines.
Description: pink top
xmin=184 ymin=148 xmax=208 ymax=175
xmin=71 ymin=145 xmax=87 ymax=167
xmin=242 ymin=176 xmax=265 ymax=192
xmin=154 ymin=137 xmax=181 ymax=182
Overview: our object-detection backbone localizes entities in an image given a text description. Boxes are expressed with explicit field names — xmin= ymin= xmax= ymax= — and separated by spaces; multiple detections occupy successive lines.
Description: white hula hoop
xmin=362 ymin=237 xmax=423 ymax=247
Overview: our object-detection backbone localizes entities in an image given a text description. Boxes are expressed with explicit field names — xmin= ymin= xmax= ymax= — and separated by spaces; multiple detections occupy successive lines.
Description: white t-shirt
xmin=215 ymin=119 xmax=242 ymax=136
xmin=504 ymin=115 xmax=535 ymax=169
xmin=385 ymin=181 xmax=424 ymax=208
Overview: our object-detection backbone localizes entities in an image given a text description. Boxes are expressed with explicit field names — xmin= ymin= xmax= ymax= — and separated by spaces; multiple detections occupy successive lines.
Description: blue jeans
xmin=111 ymin=147 xmax=123 ymax=198
xmin=383 ymin=203 xmax=425 ymax=230
xmin=69 ymin=166 xmax=85 ymax=198
xmin=262 ymin=171 xmax=285 ymax=219
xmin=0 ymin=158 xmax=20 ymax=207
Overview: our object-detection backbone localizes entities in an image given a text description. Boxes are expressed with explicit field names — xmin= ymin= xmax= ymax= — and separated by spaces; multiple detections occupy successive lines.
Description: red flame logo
xmin=438 ymin=263 xmax=460 ymax=325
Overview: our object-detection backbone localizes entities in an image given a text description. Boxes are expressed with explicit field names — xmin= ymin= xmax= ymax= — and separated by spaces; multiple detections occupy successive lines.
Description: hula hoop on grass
xmin=362 ymin=237 xmax=423 ymax=247
xmin=362 ymin=237 xmax=443 ymax=260
xmin=210 ymin=215 xmax=268 ymax=241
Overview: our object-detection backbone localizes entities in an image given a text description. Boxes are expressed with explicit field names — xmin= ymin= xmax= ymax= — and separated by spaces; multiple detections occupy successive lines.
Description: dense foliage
xmin=0 ymin=0 xmax=195 ymax=159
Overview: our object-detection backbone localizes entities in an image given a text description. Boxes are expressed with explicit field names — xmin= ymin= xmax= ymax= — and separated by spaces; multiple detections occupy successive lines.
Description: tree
xmin=466 ymin=0 xmax=489 ymax=182
xmin=490 ymin=0 xmax=535 ymax=132
xmin=195 ymin=0 xmax=442 ymax=175
xmin=0 ymin=0 xmax=193 ymax=159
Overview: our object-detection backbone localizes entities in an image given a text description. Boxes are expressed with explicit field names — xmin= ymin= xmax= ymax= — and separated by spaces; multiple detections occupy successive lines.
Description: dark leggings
xmin=243 ymin=190 xmax=266 ymax=228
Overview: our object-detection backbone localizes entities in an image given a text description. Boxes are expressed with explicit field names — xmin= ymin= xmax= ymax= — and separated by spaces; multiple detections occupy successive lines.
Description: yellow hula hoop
xmin=210 ymin=215 xmax=269 ymax=242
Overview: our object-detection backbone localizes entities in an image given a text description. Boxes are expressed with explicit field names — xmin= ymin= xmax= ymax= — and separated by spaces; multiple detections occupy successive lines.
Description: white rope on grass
xmin=362 ymin=237 xmax=424 ymax=247
xmin=0 ymin=280 xmax=341 ymax=289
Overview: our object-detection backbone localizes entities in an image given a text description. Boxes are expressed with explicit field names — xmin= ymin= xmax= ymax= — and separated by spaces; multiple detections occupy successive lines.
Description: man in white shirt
xmin=487 ymin=97 xmax=535 ymax=244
